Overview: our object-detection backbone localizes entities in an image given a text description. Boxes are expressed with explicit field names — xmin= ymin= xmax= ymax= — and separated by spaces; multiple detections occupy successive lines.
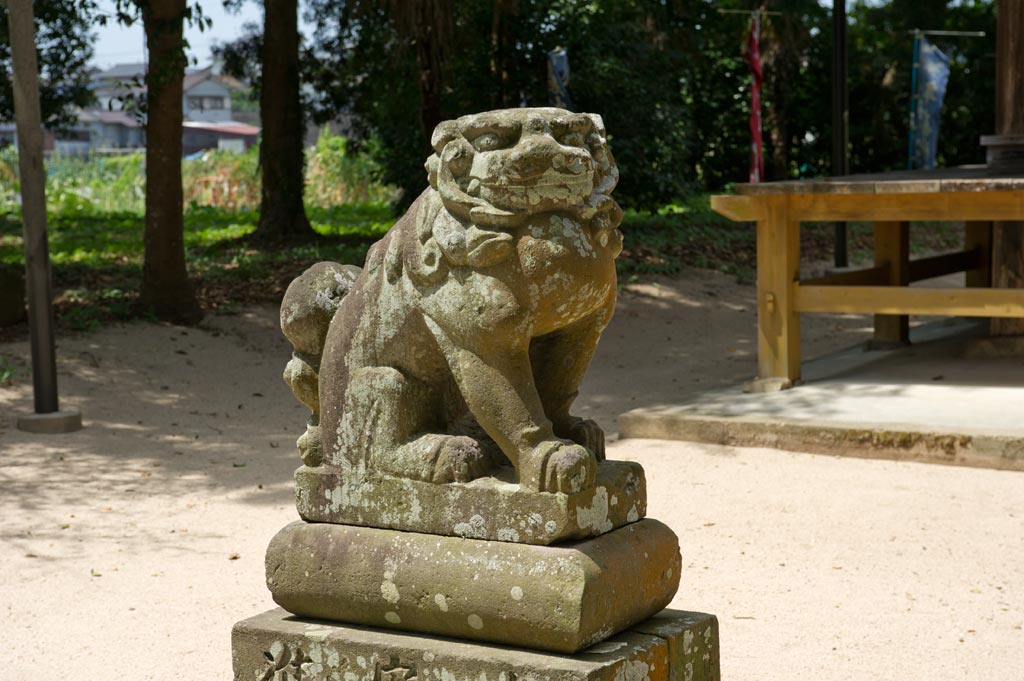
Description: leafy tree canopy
xmin=0 ymin=0 xmax=97 ymax=131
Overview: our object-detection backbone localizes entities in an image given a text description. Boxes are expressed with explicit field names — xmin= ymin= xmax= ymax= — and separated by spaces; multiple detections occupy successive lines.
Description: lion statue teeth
xmin=281 ymin=108 xmax=623 ymax=495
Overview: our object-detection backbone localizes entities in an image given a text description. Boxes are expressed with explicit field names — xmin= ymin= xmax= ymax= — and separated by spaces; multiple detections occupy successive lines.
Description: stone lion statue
xmin=281 ymin=108 xmax=622 ymax=494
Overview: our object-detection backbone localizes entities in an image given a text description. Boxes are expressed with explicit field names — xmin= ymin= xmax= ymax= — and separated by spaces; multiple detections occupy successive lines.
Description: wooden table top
xmin=734 ymin=165 xmax=1024 ymax=196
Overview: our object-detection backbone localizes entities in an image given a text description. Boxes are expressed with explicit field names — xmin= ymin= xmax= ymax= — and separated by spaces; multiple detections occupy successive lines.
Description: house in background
xmin=0 ymin=112 xmax=137 ymax=156
xmin=182 ymin=121 xmax=260 ymax=155
xmin=77 ymin=110 xmax=145 ymax=150
xmin=12 ymin=62 xmax=259 ymax=156
xmin=182 ymin=69 xmax=238 ymax=123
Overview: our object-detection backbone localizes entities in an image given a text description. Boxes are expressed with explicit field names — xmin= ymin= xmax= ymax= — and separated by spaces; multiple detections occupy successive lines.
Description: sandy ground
xmin=1 ymin=269 xmax=1022 ymax=680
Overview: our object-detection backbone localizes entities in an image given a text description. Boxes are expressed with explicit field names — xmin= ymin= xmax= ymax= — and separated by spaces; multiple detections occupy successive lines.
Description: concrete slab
xmin=619 ymin=319 xmax=1024 ymax=470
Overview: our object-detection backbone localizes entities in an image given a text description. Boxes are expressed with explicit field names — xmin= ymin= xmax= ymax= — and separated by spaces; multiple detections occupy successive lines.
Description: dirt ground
xmin=1 ymin=269 xmax=1022 ymax=680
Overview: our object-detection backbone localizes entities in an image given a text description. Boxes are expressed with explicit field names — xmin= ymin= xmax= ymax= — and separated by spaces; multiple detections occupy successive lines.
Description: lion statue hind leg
xmin=338 ymin=366 xmax=497 ymax=483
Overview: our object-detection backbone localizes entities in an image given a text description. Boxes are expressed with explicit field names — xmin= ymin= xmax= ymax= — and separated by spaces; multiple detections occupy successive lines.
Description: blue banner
xmin=547 ymin=48 xmax=573 ymax=110
xmin=912 ymin=37 xmax=950 ymax=169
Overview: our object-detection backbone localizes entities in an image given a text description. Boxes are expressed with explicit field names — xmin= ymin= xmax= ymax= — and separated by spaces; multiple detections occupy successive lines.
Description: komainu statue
xmin=232 ymin=109 xmax=714 ymax=671
xmin=281 ymin=108 xmax=623 ymax=495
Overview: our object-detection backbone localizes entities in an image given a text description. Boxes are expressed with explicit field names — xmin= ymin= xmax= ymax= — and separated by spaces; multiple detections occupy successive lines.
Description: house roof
xmin=92 ymin=63 xmax=242 ymax=92
xmin=182 ymin=121 xmax=260 ymax=136
xmin=183 ymin=69 xmax=245 ymax=93
xmin=94 ymin=63 xmax=147 ymax=82
xmin=76 ymin=109 xmax=142 ymax=127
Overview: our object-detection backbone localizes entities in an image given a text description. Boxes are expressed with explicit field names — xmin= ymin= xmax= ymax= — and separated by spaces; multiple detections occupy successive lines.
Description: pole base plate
xmin=17 ymin=409 xmax=83 ymax=434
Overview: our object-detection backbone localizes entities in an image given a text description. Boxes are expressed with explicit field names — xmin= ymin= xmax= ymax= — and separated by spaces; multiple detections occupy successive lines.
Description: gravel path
xmin=2 ymin=270 xmax=1020 ymax=680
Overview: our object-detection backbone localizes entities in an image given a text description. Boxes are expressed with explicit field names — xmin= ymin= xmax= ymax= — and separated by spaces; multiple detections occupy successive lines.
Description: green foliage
xmin=617 ymin=195 xmax=756 ymax=277
xmin=305 ymin=0 xmax=734 ymax=208
xmin=49 ymin=154 xmax=147 ymax=214
xmin=229 ymin=86 xmax=260 ymax=113
xmin=295 ymin=0 xmax=997 ymax=210
xmin=306 ymin=128 xmax=395 ymax=205
xmin=846 ymin=0 xmax=995 ymax=172
xmin=0 ymin=354 xmax=16 ymax=385
xmin=0 ymin=130 xmax=394 ymax=216
xmin=0 ymin=0 xmax=97 ymax=131
xmin=182 ymin=145 xmax=261 ymax=211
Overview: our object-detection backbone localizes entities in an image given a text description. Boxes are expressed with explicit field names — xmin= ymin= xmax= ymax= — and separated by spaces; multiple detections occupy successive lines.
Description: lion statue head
xmin=424 ymin=108 xmax=622 ymax=238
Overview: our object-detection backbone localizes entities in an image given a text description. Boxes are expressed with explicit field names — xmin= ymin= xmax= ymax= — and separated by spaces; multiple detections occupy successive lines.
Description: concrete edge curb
xmin=618 ymin=409 xmax=1024 ymax=472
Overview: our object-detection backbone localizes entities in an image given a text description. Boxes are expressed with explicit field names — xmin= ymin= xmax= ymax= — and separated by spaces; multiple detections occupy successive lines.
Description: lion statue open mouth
xmin=281 ymin=108 xmax=623 ymax=494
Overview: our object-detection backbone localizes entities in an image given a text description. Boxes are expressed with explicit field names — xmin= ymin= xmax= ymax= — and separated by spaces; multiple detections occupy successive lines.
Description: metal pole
xmin=832 ymin=0 xmax=849 ymax=268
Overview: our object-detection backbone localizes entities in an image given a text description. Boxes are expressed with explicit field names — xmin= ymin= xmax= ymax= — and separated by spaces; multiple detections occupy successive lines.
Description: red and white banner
xmin=744 ymin=13 xmax=764 ymax=183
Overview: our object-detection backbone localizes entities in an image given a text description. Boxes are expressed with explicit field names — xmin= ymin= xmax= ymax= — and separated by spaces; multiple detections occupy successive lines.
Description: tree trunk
xmin=490 ymin=0 xmax=517 ymax=109
xmin=991 ymin=0 xmax=1024 ymax=336
xmin=140 ymin=0 xmax=202 ymax=324
xmin=387 ymin=0 xmax=453 ymax=140
xmin=255 ymin=0 xmax=312 ymax=242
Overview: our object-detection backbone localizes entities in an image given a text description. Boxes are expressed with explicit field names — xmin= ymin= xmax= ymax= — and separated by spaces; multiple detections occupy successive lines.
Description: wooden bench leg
xmin=873 ymin=221 xmax=910 ymax=347
xmin=965 ymin=221 xmax=993 ymax=288
xmin=749 ymin=196 xmax=801 ymax=392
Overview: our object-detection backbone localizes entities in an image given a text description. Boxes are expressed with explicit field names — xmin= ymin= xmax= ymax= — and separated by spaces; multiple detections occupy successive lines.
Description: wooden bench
xmin=711 ymin=166 xmax=1024 ymax=391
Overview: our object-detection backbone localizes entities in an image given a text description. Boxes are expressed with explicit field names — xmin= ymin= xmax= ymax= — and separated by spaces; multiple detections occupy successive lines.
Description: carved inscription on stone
xmin=260 ymin=643 xmax=309 ymax=681
xmin=375 ymin=656 xmax=417 ymax=681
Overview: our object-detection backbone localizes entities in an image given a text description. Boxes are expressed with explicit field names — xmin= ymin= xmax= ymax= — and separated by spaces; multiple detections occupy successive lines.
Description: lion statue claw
xmin=281 ymin=108 xmax=623 ymax=494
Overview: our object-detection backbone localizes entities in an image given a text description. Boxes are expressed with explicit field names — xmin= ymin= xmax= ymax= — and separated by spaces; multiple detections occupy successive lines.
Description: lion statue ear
xmin=426 ymin=120 xmax=461 ymax=189
xmin=431 ymin=120 xmax=460 ymax=151
xmin=586 ymin=114 xmax=619 ymax=197
xmin=425 ymin=155 xmax=441 ymax=189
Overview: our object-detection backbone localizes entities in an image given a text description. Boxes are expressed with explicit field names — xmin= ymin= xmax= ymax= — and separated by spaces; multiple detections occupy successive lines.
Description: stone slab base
xmin=295 ymin=460 xmax=646 ymax=545
xmin=232 ymin=607 xmax=720 ymax=681
xmin=266 ymin=518 xmax=679 ymax=653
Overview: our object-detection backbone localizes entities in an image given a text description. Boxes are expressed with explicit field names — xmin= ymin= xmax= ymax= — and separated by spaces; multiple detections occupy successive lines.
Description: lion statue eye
xmin=559 ymin=131 xmax=586 ymax=147
xmin=471 ymin=132 xmax=504 ymax=152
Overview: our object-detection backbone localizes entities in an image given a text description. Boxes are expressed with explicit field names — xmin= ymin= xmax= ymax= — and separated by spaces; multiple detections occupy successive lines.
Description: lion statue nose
xmin=510 ymin=133 xmax=585 ymax=179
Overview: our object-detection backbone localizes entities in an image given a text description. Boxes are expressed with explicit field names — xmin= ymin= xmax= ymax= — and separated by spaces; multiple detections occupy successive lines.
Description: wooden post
xmin=8 ymin=0 xmax=81 ymax=433
xmin=750 ymin=196 xmax=801 ymax=391
xmin=965 ymin=221 xmax=993 ymax=288
xmin=872 ymin=221 xmax=910 ymax=346
xmin=991 ymin=0 xmax=1024 ymax=336
xmin=8 ymin=0 xmax=58 ymax=413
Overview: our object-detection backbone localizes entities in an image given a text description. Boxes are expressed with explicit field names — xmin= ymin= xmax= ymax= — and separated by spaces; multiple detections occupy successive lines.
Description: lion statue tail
xmin=280 ymin=261 xmax=362 ymax=466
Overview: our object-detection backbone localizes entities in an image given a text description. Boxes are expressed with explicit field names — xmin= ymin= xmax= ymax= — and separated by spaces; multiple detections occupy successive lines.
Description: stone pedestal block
xmin=295 ymin=460 xmax=646 ymax=545
xmin=266 ymin=519 xmax=679 ymax=653
xmin=16 ymin=409 xmax=83 ymax=434
xmin=232 ymin=607 xmax=720 ymax=681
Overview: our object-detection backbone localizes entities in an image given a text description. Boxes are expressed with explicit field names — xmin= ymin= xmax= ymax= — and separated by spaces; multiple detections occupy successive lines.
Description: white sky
xmin=91 ymin=1 xmax=264 ymax=69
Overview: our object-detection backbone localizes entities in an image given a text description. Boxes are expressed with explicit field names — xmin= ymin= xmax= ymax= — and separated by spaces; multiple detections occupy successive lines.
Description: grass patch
xmin=0 ymin=189 xmax=967 ymax=338
xmin=0 ymin=202 xmax=394 ymax=335
xmin=618 ymin=195 xmax=756 ymax=281
xmin=617 ymin=194 xmax=964 ymax=283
